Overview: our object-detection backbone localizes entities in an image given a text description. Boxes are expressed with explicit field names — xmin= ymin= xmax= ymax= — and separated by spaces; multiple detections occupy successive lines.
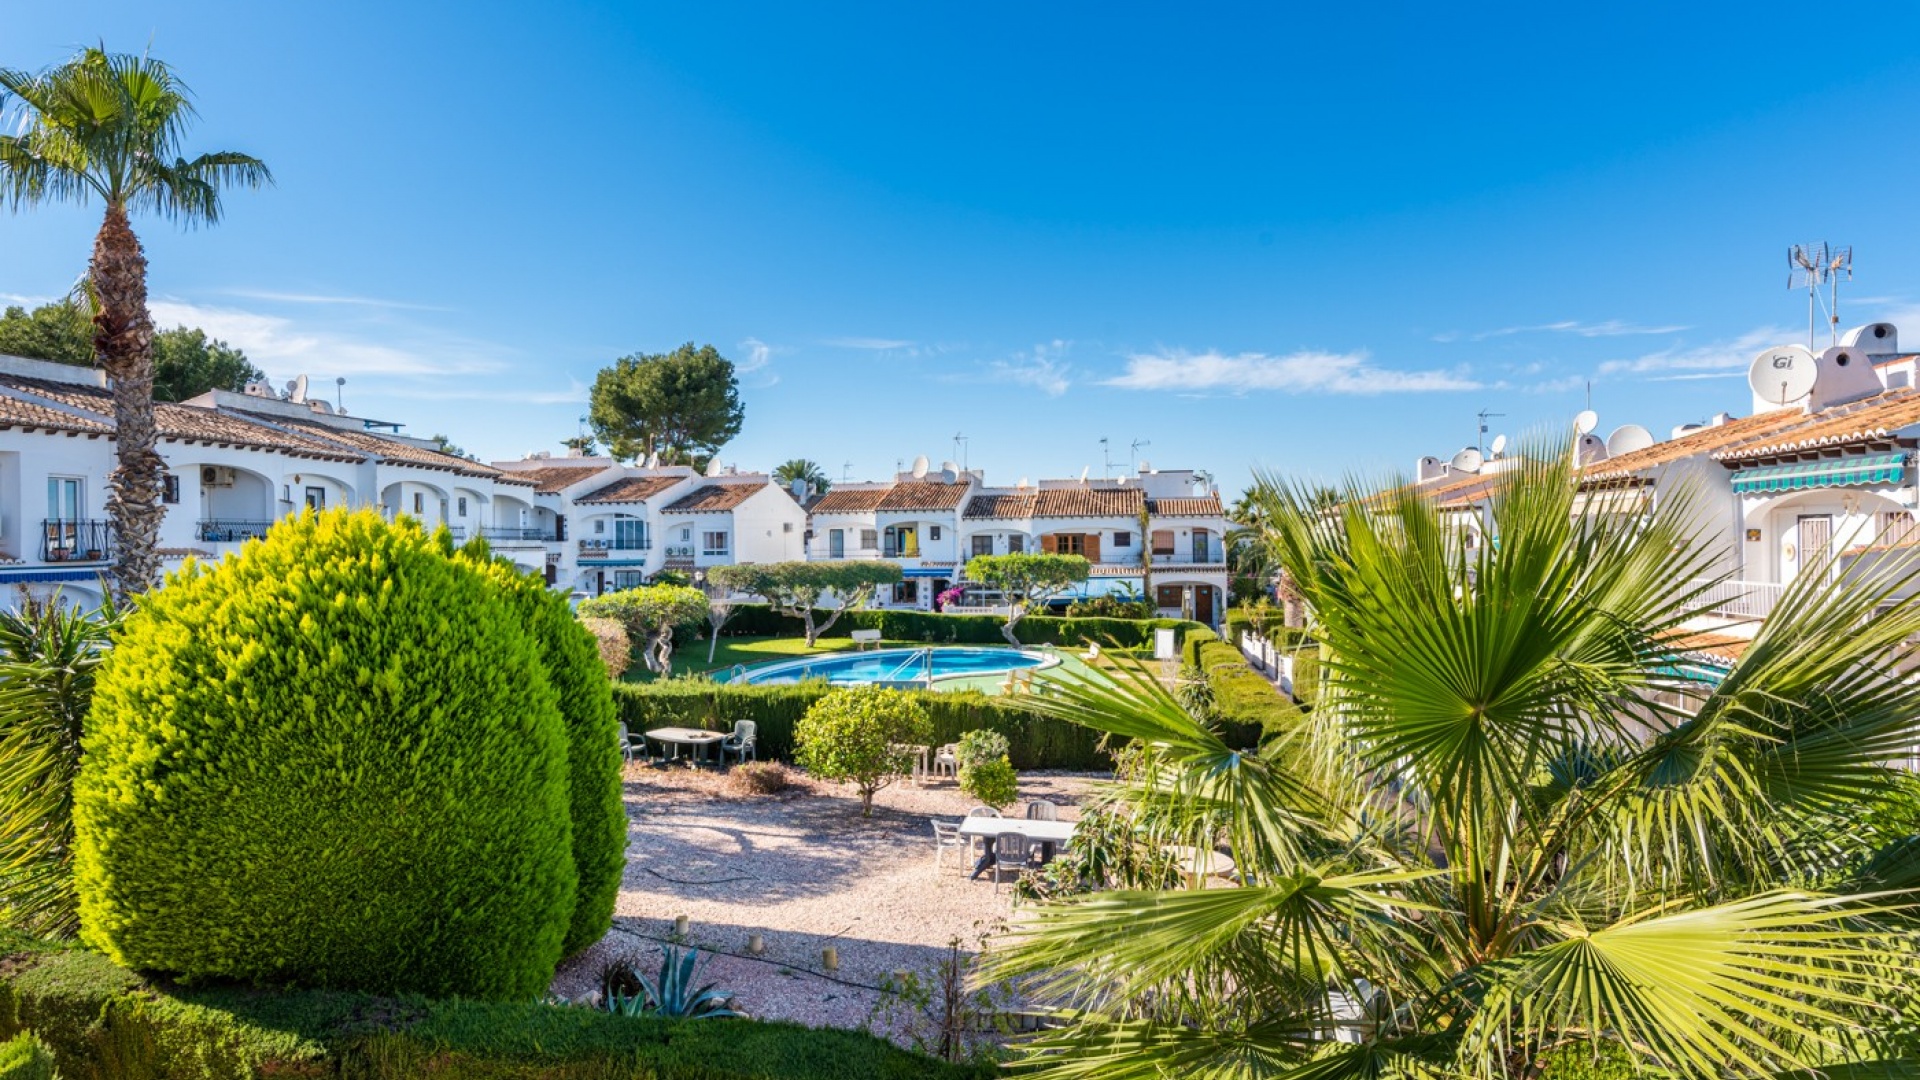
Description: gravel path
xmin=553 ymin=764 xmax=1104 ymax=1035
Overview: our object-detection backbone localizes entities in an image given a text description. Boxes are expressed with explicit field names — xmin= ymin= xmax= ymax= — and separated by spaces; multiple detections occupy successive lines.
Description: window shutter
xmin=1085 ymin=533 xmax=1101 ymax=564
xmin=1041 ymin=534 xmax=1057 ymax=554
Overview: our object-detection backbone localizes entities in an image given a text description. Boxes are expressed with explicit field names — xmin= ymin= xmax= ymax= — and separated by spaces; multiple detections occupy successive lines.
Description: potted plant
xmin=85 ymin=547 xmax=102 ymax=561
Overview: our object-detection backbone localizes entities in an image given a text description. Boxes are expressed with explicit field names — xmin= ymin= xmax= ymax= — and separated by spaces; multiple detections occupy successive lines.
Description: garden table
xmin=1164 ymin=844 xmax=1236 ymax=888
xmin=959 ymin=817 xmax=1076 ymax=878
xmin=645 ymin=727 xmax=725 ymax=768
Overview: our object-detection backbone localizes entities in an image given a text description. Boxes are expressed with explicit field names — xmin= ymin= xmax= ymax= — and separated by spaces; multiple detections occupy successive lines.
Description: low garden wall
xmin=0 ymin=933 xmax=985 ymax=1080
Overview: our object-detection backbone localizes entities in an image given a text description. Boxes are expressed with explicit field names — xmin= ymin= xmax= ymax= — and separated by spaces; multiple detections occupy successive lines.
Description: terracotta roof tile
xmin=963 ymin=493 xmax=1036 ymax=519
xmin=810 ymin=487 xmax=891 ymax=513
xmin=1713 ymin=390 xmax=1920 ymax=462
xmin=517 ymin=465 xmax=610 ymax=493
xmin=158 ymin=406 xmax=365 ymax=461
xmin=576 ymin=475 xmax=685 ymax=504
xmin=1031 ymin=487 xmax=1145 ymax=518
xmin=877 ymin=482 xmax=970 ymax=511
xmin=662 ymin=483 xmax=762 ymax=513
xmin=1148 ymin=495 xmax=1223 ymax=517
xmin=262 ymin=417 xmax=509 ymax=477
xmin=1581 ymin=410 xmax=1815 ymax=482
xmin=0 ymin=391 xmax=112 ymax=434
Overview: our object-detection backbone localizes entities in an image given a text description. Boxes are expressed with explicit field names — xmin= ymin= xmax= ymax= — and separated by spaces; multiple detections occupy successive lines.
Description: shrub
xmin=461 ymin=552 xmax=626 ymax=958
xmin=0 ymin=1032 xmax=55 ymax=1080
xmin=612 ymin=681 xmax=1110 ymax=768
xmin=581 ymin=616 xmax=633 ymax=678
xmin=953 ymin=729 xmax=1010 ymax=772
xmin=794 ymin=688 xmax=933 ymax=816
xmin=0 ymin=934 xmax=987 ymax=1079
xmin=73 ymin=509 xmax=576 ymax=1000
xmin=958 ymin=757 xmax=1018 ymax=810
xmin=1181 ymin=628 xmax=1300 ymax=742
xmin=579 ymin=586 xmax=709 ymax=675
xmin=725 ymin=761 xmax=796 ymax=796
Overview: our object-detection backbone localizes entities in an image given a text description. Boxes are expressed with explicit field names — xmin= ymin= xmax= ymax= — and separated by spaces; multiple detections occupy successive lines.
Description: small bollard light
xmin=673 ymin=915 xmax=690 ymax=937
xmin=747 ymin=933 xmax=765 ymax=955
xmin=822 ymin=946 xmax=839 ymax=972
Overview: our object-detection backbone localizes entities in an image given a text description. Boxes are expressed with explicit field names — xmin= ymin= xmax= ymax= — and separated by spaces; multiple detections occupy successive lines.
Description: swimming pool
xmin=719 ymin=646 xmax=1059 ymax=688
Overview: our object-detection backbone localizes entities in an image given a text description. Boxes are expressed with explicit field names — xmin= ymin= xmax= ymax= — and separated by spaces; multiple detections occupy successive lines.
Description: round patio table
xmin=646 ymin=727 xmax=725 ymax=768
xmin=1165 ymin=844 xmax=1236 ymax=888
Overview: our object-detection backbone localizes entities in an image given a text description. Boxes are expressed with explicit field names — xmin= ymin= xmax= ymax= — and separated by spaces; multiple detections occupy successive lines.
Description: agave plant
xmin=981 ymin=446 xmax=1920 ymax=1079
xmin=0 ymin=588 xmax=121 ymax=937
xmin=601 ymin=945 xmax=742 ymax=1020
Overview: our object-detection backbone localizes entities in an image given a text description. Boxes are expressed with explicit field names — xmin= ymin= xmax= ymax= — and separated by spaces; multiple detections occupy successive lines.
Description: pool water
xmin=719 ymin=646 xmax=1058 ymax=688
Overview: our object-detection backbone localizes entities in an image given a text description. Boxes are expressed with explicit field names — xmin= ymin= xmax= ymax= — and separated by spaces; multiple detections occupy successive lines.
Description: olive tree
xmin=794 ymin=687 xmax=932 ymax=817
xmin=962 ymin=553 xmax=1090 ymax=645
xmin=576 ymin=585 xmax=708 ymax=675
xmin=712 ymin=561 xmax=901 ymax=647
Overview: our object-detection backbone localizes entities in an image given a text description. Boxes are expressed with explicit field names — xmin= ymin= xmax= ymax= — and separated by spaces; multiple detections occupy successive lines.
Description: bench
xmin=851 ymin=629 xmax=883 ymax=650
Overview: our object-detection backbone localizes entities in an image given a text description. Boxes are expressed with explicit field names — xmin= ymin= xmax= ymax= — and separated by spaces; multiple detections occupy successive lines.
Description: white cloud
xmin=986 ymin=340 xmax=1073 ymax=396
xmin=1104 ymin=349 xmax=1481 ymax=395
xmin=1472 ymin=319 xmax=1690 ymax=341
xmin=1597 ymin=326 xmax=1793 ymax=377
xmin=219 ymin=289 xmax=448 ymax=311
xmin=738 ymin=336 xmax=772 ymax=372
xmin=147 ymin=299 xmax=507 ymax=378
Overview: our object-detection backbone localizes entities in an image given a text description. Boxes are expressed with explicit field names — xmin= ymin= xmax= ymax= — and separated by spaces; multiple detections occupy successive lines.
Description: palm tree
xmin=984 ymin=446 xmax=1920 ymax=1078
xmin=0 ymin=49 xmax=270 ymax=594
xmin=773 ymin=458 xmax=830 ymax=497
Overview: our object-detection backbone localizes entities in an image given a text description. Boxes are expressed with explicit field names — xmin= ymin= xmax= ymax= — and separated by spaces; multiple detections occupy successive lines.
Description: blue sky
xmin=8 ymin=3 xmax=1920 ymax=496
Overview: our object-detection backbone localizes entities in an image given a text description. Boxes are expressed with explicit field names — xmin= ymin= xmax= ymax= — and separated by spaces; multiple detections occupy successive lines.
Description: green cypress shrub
xmin=73 ymin=509 xmax=577 ymax=1000
xmin=460 ymin=548 xmax=626 ymax=957
xmin=0 ymin=1032 xmax=56 ymax=1080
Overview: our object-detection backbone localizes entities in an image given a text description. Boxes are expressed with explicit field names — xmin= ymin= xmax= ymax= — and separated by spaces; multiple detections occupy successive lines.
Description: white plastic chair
xmin=930 ymin=819 xmax=965 ymax=873
xmin=617 ymin=721 xmax=635 ymax=763
xmin=932 ymin=744 xmax=959 ymax=781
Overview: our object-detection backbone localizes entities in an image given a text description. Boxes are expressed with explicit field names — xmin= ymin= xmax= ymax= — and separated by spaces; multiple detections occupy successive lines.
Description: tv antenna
xmin=952 ymin=432 xmax=968 ymax=473
xmin=1130 ymin=438 xmax=1151 ymax=470
xmin=841 ymin=460 xmax=854 ymax=482
xmin=336 ymin=376 xmax=346 ymax=411
xmin=1788 ymin=242 xmax=1852 ymax=348
xmin=1099 ymin=437 xmax=1113 ymax=479
xmin=1476 ymin=408 xmax=1505 ymax=455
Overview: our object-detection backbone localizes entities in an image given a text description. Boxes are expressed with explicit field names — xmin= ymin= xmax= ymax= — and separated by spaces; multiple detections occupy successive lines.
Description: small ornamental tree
xmin=959 ymin=756 xmax=1019 ymax=811
xmin=577 ymin=585 xmax=709 ymax=675
xmin=579 ymin=616 xmax=632 ymax=678
xmin=963 ymin=553 xmax=1091 ymax=645
xmin=794 ymin=687 xmax=932 ymax=816
xmin=72 ymin=510 xmax=576 ymax=1000
xmin=715 ymin=561 xmax=902 ymax=647
xmin=702 ymin=589 xmax=738 ymax=665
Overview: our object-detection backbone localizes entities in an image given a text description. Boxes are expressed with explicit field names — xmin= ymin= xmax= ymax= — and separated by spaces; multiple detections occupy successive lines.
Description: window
xmin=1008 ymin=534 xmax=1025 ymax=553
xmin=930 ymin=525 xmax=942 ymax=541
xmin=1113 ymin=531 xmax=1131 ymax=548
xmin=1881 ymin=511 xmax=1918 ymax=546
xmin=47 ymin=477 xmax=81 ymax=521
xmin=702 ymin=531 xmax=729 ymax=556
xmin=457 ymin=496 xmax=469 ymax=517
xmin=1192 ymin=530 xmax=1213 ymax=562
xmin=1054 ymin=534 xmax=1087 ymax=556
xmin=162 ymin=475 xmax=181 ymax=505
xmin=615 ymin=519 xmax=648 ymax=550
xmin=593 ymin=519 xmax=606 ymax=534
xmin=680 ymin=527 xmax=692 ymax=542
xmin=305 ymin=486 xmax=326 ymax=510
xmin=829 ymin=529 xmax=845 ymax=558
xmin=613 ymin=570 xmax=647 ymax=590
xmin=971 ymin=535 xmax=994 ymax=557
xmin=412 ymin=492 xmax=424 ymax=514
xmin=1152 ymin=530 xmax=1176 ymax=556
xmin=860 ymin=528 xmax=878 ymax=551
xmin=783 ymin=522 xmax=794 ymax=533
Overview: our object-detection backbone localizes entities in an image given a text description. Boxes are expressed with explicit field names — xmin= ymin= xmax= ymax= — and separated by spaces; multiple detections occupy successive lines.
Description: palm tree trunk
xmin=90 ymin=203 xmax=164 ymax=597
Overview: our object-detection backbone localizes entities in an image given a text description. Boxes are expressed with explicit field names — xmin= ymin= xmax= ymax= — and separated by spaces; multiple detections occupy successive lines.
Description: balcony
xmin=481 ymin=526 xmax=557 ymax=545
xmin=578 ymin=538 xmax=650 ymax=559
xmin=41 ymin=519 xmax=115 ymax=562
xmin=198 ymin=519 xmax=276 ymax=544
xmin=1691 ymin=578 xmax=1786 ymax=622
xmin=1151 ymin=549 xmax=1219 ymax=566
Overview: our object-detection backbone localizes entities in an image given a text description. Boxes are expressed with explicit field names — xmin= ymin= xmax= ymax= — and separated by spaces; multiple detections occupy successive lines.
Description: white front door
xmin=1796 ymin=514 xmax=1833 ymax=582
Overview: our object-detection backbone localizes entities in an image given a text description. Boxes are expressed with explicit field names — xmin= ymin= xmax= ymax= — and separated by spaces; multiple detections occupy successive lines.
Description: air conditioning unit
xmin=201 ymin=466 xmax=237 ymax=487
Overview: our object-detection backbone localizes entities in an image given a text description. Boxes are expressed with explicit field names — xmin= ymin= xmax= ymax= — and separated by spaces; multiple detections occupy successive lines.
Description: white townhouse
xmin=805 ymin=477 xmax=976 ymax=607
xmin=959 ymin=466 xmax=1230 ymax=624
xmin=0 ymin=354 xmax=544 ymax=609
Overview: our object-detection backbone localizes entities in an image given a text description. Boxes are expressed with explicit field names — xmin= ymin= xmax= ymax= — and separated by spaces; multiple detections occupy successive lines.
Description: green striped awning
xmin=1730 ymin=452 xmax=1908 ymax=494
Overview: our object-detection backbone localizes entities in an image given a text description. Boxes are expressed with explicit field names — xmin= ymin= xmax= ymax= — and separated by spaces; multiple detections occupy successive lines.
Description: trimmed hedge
xmin=462 ymin=550 xmax=626 ymax=958
xmin=1222 ymin=606 xmax=1314 ymax=651
xmin=75 ymin=510 xmax=577 ymax=1001
xmin=711 ymin=604 xmax=1202 ymax=649
xmin=1183 ymin=628 xmax=1304 ymax=738
xmin=0 ymin=934 xmax=983 ymax=1080
xmin=614 ymin=681 xmax=1110 ymax=769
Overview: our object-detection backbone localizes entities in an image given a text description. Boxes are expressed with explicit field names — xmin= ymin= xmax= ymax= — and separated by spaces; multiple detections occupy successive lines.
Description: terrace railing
xmin=482 ymin=526 xmax=557 ymax=543
xmin=1692 ymin=578 xmax=1787 ymax=621
xmin=41 ymin=519 xmax=115 ymax=562
xmin=197 ymin=519 xmax=276 ymax=543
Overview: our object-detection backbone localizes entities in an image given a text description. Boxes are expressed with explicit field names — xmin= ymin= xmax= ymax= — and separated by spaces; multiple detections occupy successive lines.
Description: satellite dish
xmin=1017 ymin=477 xmax=1030 ymax=489
xmin=1672 ymin=423 xmax=1704 ymax=439
xmin=1748 ymin=345 xmax=1818 ymax=405
xmin=1079 ymin=465 xmax=1090 ymax=484
xmin=940 ymin=460 xmax=960 ymax=475
xmin=911 ymin=454 xmax=929 ymax=478
xmin=1489 ymin=434 xmax=1508 ymax=457
xmin=705 ymin=458 xmax=725 ymax=477
xmin=1605 ymin=424 xmax=1655 ymax=456
xmin=285 ymin=375 xmax=309 ymax=403
xmin=1573 ymin=410 xmax=1599 ymax=435
xmin=941 ymin=467 xmax=959 ymax=483
xmin=1576 ymin=433 xmax=1609 ymax=464
xmin=1449 ymin=447 xmax=1484 ymax=474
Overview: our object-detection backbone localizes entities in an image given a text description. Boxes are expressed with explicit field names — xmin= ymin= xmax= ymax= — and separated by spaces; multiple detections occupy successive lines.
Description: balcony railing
xmin=482 ymin=526 xmax=557 ymax=543
xmin=578 ymin=537 xmax=650 ymax=558
xmin=198 ymin=519 xmax=275 ymax=544
xmin=1692 ymin=578 xmax=1787 ymax=621
xmin=1151 ymin=551 xmax=1220 ymax=565
xmin=41 ymin=519 xmax=115 ymax=562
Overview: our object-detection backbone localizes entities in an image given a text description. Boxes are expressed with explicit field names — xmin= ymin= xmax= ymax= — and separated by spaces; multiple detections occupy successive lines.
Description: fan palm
xmin=984 ymin=446 xmax=1920 ymax=1078
xmin=0 ymin=48 xmax=270 ymax=594
xmin=773 ymin=458 xmax=831 ymax=496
